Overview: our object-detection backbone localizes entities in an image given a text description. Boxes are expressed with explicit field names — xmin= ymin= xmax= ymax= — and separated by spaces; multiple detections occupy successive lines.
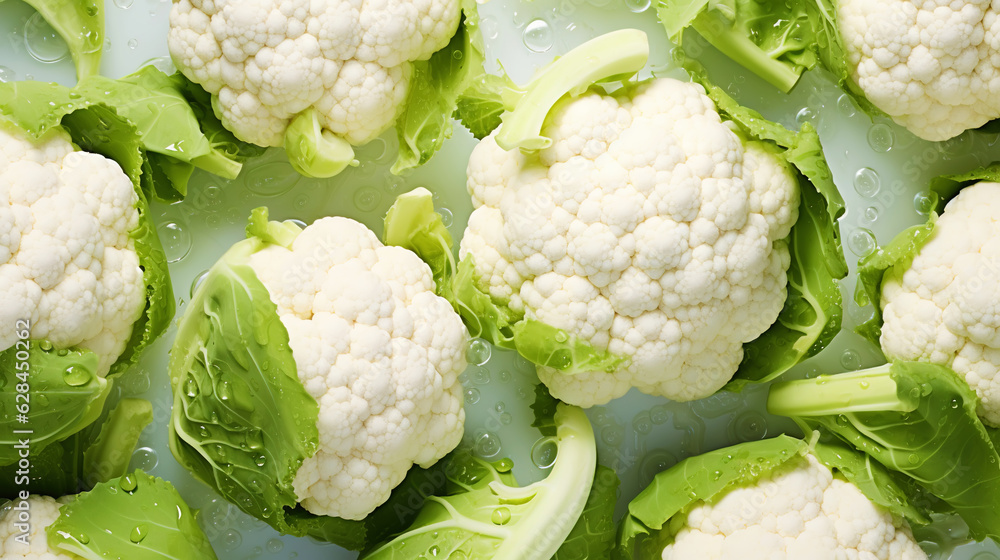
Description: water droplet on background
xmin=837 ymin=94 xmax=856 ymax=117
xmin=130 ymin=447 xmax=158 ymax=471
xmin=523 ymin=19 xmax=553 ymax=53
xmin=0 ymin=66 xmax=13 ymax=82
xmin=266 ymin=538 xmax=283 ymax=553
xmin=353 ymin=186 xmax=381 ymax=212
xmin=127 ymin=38 xmax=138 ymax=49
xmin=853 ymin=168 xmax=880 ymax=198
xmin=730 ymin=411 xmax=767 ymax=442
xmin=114 ymin=0 xmax=134 ymax=8
xmin=221 ymin=529 xmax=242 ymax=551
xmin=795 ymin=107 xmax=818 ymax=126
xmin=465 ymin=338 xmax=491 ymax=366
xmin=840 ymin=349 xmax=861 ymax=370
xmin=863 ymin=206 xmax=879 ymax=223
xmin=867 ymin=123 xmax=895 ymax=152
xmin=475 ymin=432 xmax=501 ymax=457
xmin=464 ymin=387 xmax=480 ymax=404
xmin=24 ymin=13 xmax=69 ymax=63
xmin=624 ymin=0 xmax=651 ymax=12
xmin=481 ymin=16 xmax=499 ymax=40
xmin=158 ymin=222 xmax=191 ymax=262
xmin=246 ymin=163 xmax=300 ymax=197
xmin=913 ymin=191 xmax=936 ymax=215
xmin=848 ymin=228 xmax=876 ymax=257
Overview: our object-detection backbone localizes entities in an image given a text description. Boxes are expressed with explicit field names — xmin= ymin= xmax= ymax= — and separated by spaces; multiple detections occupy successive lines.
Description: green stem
xmin=767 ymin=364 xmax=915 ymax=417
xmin=492 ymin=404 xmax=596 ymax=560
xmin=495 ymin=29 xmax=649 ymax=152
xmin=82 ymin=398 xmax=153 ymax=488
xmin=284 ymin=108 xmax=355 ymax=178
xmin=692 ymin=10 xmax=802 ymax=93
xmin=191 ymin=150 xmax=243 ymax=180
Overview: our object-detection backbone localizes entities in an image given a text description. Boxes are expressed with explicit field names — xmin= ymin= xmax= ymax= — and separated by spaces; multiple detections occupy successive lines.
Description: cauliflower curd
xmin=168 ymin=0 xmax=461 ymax=148
xmin=838 ymin=0 xmax=1000 ymax=141
xmin=881 ymin=182 xmax=1000 ymax=426
xmin=0 ymin=122 xmax=144 ymax=376
xmin=665 ymin=453 xmax=926 ymax=560
xmin=0 ymin=496 xmax=75 ymax=560
xmin=461 ymin=78 xmax=800 ymax=406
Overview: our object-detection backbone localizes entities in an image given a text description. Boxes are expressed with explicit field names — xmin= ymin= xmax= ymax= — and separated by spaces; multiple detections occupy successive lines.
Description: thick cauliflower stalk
xmin=168 ymin=0 xmax=461 ymax=147
xmin=461 ymin=78 xmax=799 ymax=406
xmin=247 ymin=217 xmax=466 ymax=520
xmin=0 ymin=496 xmax=76 ymax=560
xmin=0 ymin=123 xmax=144 ymax=376
xmin=838 ymin=0 xmax=1000 ymax=141
xmin=881 ymin=182 xmax=1000 ymax=426
xmin=665 ymin=454 xmax=926 ymax=560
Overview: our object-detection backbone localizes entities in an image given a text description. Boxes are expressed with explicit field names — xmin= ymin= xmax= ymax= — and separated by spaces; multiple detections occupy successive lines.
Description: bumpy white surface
xmin=838 ymin=0 xmax=1000 ymax=141
xmin=0 ymin=496 xmax=77 ymax=560
xmin=168 ymin=0 xmax=461 ymax=147
xmin=0 ymin=123 xmax=144 ymax=376
xmin=881 ymin=182 xmax=1000 ymax=426
xmin=461 ymin=78 xmax=799 ymax=407
xmin=248 ymin=216 xmax=466 ymax=520
xmin=664 ymin=454 xmax=926 ymax=560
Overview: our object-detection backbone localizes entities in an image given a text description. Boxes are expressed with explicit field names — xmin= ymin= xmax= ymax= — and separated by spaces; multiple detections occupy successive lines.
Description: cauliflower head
xmin=0 ymin=496 xmax=77 ymax=560
xmin=168 ymin=0 xmax=460 ymax=148
xmin=0 ymin=121 xmax=145 ymax=376
xmin=665 ymin=453 xmax=926 ymax=560
xmin=881 ymin=181 xmax=1000 ymax=426
xmin=246 ymin=215 xmax=466 ymax=520
xmin=838 ymin=0 xmax=1000 ymax=141
xmin=461 ymin=78 xmax=799 ymax=406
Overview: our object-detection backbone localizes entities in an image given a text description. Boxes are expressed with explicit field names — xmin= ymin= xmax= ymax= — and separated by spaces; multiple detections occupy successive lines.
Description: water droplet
xmin=795 ymin=107 xmax=818 ymax=126
xmin=266 ymin=538 xmax=283 ymax=553
xmin=491 ymin=507 xmax=511 ymax=525
xmin=494 ymin=401 xmax=505 ymax=413
xmin=499 ymin=412 xmax=512 ymax=425
xmin=255 ymin=454 xmax=267 ymax=467
xmin=465 ymin=338 xmax=491 ymax=366
xmin=496 ymin=370 xmax=511 ymax=383
xmin=853 ymin=168 xmax=880 ymax=198
xmin=129 ymin=524 xmax=147 ymax=543
xmin=119 ymin=473 xmax=137 ymax=493
xmin=840 ymin=349 xmax=861 ymax=370
xmin=640 ymin=450 xmax=676 ymax=481
xmin=837 ymin=94 xmax=856 ymax=117
xmin=39 ymin=340 xmax=53 ymax=351
xmin=246 ymin=162 xmax=300 ymax=197
xmin=464 ymin=388 xmax=480 ymax=404
xmin=193 ymin=185 xmax=225 ymax=212
xmin=522 ymin=19 xmax=553 ymax=53
xmin=867 ymin=123 xmax=895 ymax=152
xmin=127 ymin=38 xmax=138 ymax=50
xmin=0 ymin=66 xmax=13 ymax=83
xmin=913 ymin=191 xmax=937 ymax=215
xmin=863 ymin=206 xmax=879 ymax=223
xmin=554 ymin=330 xmax=568 ymax=343
xmin=353 ymin=186 xmax=382 ymax=212
xmin=601 ymin=425 xmax=624 ymax=446
xmin=157 ymin=222 xmax=191 ymax=262
xmin=190 ymin=270 xmax=210 ymax=298
xmin=471 ymin=367 xmax=490 ymax=385
xmin=475 ymin=432 xmax=501 ymax=457
xmin=130 ymin=447 xmax=158 ymax=471
xmin=63 ymin=366 xmax=90 ymax=386
xmin=481 ymin=16 xmax=499 ymax=40
xmin=439 ymin=207 xmax=453 ymax=227
xmin=76 ymin=532 xmax=90 ymax=544
xmin=624 ymin=0 xmax=651 ymax=11
xmin=221 ymin=529 xmax=242 ymax=551
xmin=632 ymin=411 xmax=653 ymax=435
xmin=650 ymin=404 xmax=670 ymax=424
xmin=731 ymin=411 xmax=767 ymax=442
xmin=24 ymin=13 xmax=69 ymax=63
xmin=114 ymin=0 xmax=134 ymax=8
xmin=848 ymin=228 xmax=876 ymax=257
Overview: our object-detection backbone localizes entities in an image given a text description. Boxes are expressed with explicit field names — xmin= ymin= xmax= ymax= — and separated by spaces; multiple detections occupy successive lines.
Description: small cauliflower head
xmin=168 ymin=0 xmax=460 ymax=147
xmin=881 ymin=182 xmax=1000 ymax=426
xmin=0 ymin=496 xmax=77 ymax=560
xmin=0 ymin=122 xmax=145 ymax=376
xmin=664 ymin=453 xmax=926 ymax=560
xmin=461 ymin=78 xmax=799 ymax=406
xmin=247 ymin=216 xmax=466 ymax=520
xmin=838 ymin=0 xmax=1000 ymax=141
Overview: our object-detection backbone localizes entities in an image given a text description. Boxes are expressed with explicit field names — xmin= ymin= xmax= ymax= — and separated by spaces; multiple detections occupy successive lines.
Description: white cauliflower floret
xmin=838 ymin=0 xmax=1000 ymax=141
xmin=0 ymin=496 xmax=78 ymax=560
xmin=248 ymin=216 xmax=466 ymax=520
xmin=664 ymin=454 xmax=926 ymax=560
xmin=461 ymin=78 xmax=799 ymax=406
xmin=881 ymin=181 xmax=1000 ymax=426
xmin=0 ymin=123 xmax=145 ymax=376
xmin=168 ymin=0 xmax=460 ymax=147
